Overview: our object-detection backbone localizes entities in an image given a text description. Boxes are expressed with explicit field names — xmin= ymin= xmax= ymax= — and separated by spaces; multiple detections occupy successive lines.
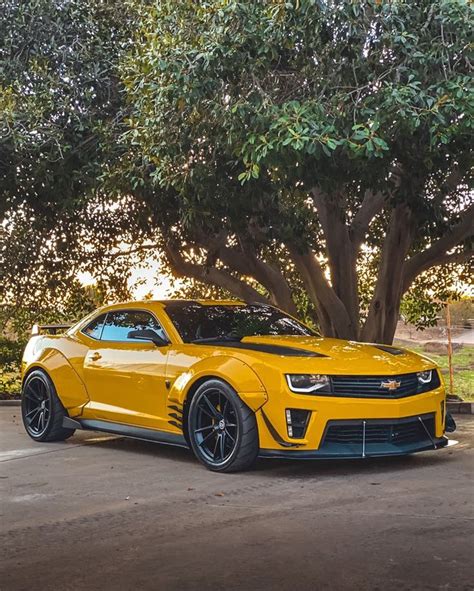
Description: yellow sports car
xmin=21 ymin=300 xmax=456 ymax=472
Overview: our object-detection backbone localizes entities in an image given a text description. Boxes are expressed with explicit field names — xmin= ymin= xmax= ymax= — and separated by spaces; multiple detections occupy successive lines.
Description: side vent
xmin=167 ymin=403 xmax=184 ymax=430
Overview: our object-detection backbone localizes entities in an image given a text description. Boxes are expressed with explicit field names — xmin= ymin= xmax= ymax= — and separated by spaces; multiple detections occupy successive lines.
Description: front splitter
xmin=258 ymin=436 xmax=450 ymax=460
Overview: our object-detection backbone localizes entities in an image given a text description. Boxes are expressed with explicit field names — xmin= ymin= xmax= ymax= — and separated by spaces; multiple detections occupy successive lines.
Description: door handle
xmin=89 ymin=352 xmax=102 ymax=361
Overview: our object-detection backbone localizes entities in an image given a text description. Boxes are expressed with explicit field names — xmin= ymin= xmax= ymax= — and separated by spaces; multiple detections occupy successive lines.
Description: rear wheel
xmin=188 ymin=379 xmax=259 ymax=472
xmin=21 ymin=370 xmax=75 ymax=442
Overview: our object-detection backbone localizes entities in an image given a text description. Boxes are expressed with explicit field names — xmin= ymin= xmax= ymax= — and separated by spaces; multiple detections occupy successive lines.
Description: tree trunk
xmin=288 ymin=245 xmax=357 ymax=339
xmin=361 ymin=204 xmax=416 ymax=343
xmin=217 ymin=242 xmax=297 ymax=315
xmin=161 ymin=199 xmax=472 ymax=346
xmin=310 ymin=189 xmax=360 ymax=332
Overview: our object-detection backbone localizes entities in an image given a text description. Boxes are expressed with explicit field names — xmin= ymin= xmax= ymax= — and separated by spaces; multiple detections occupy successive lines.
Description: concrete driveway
xmin=1 ymin=407 xmax=473 ymax=591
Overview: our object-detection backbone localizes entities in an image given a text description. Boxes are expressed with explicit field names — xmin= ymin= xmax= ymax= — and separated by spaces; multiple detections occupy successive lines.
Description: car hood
xmin=219 ymin=335 xmax=436 ymax=375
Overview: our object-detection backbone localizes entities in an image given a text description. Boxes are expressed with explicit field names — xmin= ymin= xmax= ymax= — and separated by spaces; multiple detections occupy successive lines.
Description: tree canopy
xmin=1 ymin=0 xmax=472 ymax=343
xmin=121 ymin=0 xmax=473 ymax=342
xmin=0 ymin=0 xmax=135 ymax=313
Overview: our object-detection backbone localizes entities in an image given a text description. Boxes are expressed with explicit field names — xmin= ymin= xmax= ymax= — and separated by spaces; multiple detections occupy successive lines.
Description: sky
xmin=78 ymin=259 xmax=185 ymax=300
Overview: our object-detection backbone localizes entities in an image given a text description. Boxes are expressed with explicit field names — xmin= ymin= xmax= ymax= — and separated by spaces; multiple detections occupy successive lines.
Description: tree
xmin=121 ymin=0 xmax=473 ymax=343
xmin=0 ymin=0 xmax=131 ymax=213
xmin=0 ymin=0 xmax=136 ymax=313
xmin=1 ymin=0 xmax=472 ymax=345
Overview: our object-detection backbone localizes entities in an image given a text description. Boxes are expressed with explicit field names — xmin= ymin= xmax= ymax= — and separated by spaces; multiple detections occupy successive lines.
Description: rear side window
xmin=82 ymin=314 xmax=106 ymax=340
xmin=101 ymin=310 xmax=167 ymax=342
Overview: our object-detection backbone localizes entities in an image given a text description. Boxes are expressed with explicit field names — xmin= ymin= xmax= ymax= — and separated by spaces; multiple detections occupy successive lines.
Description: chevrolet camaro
xmin=21 ymin=300 xmax=456 ymax=472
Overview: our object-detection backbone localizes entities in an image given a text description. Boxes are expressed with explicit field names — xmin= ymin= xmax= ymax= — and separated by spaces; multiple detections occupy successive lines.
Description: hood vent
xmin=374 ymin=345 xmax=405 ymax=356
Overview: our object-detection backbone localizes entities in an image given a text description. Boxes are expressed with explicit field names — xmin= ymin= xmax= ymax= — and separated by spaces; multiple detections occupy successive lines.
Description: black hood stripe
xmin=197 ymin=341 xmax=326 ymax=357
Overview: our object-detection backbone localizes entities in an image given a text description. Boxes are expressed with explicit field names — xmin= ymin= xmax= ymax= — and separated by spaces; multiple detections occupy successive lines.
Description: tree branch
xmin=193 ymin=228 xmax=297 ymax=313
xmin=309 ymin=187 xmax=331 ymax=235
xmin=402 ymin=204 xmax=474 ymax=293
xmin=350 ymin=190 xmax=386 ymax=248
xmin=163 ymin=239 xmax=268 ymax=305
xmin=108 ymin=243 xmax=161 ymax=259
xmin=415 ymin=249 xmax=473 ymax=269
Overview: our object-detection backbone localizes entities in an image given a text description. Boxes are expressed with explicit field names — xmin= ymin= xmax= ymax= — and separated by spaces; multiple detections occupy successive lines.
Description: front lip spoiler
xmin=258 ymin=436 xmax=449 ymax=460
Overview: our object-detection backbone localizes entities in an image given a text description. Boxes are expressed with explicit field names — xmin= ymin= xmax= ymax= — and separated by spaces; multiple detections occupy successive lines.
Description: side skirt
xmin=63 ymin=417 xmax=189 ymax=449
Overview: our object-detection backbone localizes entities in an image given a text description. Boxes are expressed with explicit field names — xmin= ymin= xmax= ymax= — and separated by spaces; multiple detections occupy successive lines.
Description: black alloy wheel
xmin=22 ymin=374 xmax=51 ymax=437
xmin=21 ymin=370 xmax=75 ymax=442
xmin=188 ymin=379 xmax=259 ymax=472
xmin=193 ymin=388 xmax=238 ymax=464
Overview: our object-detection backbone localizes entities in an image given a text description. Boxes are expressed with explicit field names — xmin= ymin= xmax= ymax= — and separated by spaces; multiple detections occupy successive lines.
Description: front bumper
xmin=256 ymin=385 xmax=449 ymax=455
xmin=259 ymin=412 xmax=450 ymax=459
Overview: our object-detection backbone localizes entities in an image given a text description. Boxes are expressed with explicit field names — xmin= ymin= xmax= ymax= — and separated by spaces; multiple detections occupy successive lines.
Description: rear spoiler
xmin=31 ymin=324 xmax=72 ymax=336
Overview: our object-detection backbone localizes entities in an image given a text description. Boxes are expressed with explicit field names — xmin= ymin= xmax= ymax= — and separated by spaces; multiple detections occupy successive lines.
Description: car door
xmin=83 ymin=309 xmax=171 ymax=431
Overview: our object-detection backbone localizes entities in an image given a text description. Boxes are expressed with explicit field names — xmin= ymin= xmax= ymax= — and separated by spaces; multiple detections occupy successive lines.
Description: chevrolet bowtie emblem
xmin=380 ymin=379 xmax=401 ymax=391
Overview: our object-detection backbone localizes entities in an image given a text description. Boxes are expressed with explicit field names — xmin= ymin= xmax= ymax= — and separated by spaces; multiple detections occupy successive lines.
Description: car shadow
xmin=74 ymin=430 xmax=456 ymax=477
xmin=255 ymin=448 xmax=456 ymax=479
xmin=79 ymin=432 xmax=196 ymax=465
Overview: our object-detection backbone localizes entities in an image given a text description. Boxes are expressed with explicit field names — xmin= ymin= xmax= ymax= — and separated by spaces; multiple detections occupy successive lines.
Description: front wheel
xmin=187 ymin=379 xmax=259 ymax=472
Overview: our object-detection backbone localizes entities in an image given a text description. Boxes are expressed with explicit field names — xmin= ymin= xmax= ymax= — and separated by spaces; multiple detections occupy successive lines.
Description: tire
xmin=21 ymin=369 xmax=75 ymax=442
xmin=187 ymin=378 xmax=259 ymax=473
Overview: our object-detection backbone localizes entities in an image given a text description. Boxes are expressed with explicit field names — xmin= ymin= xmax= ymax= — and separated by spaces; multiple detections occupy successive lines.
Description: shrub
xmin=0 ymin=337 xmax=25 ymax=395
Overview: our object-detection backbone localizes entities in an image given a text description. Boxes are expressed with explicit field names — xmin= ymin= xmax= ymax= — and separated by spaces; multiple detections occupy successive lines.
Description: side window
xmin=82 ymin=314 xmax=106 ymax=340
xmin=101 ymin=310 xmax=167 ymax=343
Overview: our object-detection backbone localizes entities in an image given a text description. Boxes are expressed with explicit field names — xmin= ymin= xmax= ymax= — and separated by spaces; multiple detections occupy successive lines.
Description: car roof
xmin=157 ymin=299 xmax=247 ymax=306
xmin=89 ymin=299 xmax=249 ymax=316
xmin=103 ymin=299 xmax=246 ymax=309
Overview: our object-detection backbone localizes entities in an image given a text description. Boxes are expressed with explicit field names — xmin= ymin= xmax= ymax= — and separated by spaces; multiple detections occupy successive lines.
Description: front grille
xmin=328 ymin=371 xmax=440 ymax=398
xmin=323 ymin=415 xmax=435 ymax=446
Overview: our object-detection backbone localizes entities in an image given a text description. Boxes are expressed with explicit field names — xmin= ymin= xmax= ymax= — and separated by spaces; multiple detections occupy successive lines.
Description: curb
xmin=447 ymin=401 xmax=474 ymax=415
xmin=0 ymin=399 xmax=20 ymax=406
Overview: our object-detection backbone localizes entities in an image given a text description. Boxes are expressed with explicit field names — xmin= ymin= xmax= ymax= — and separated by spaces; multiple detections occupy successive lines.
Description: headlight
xmin=417 ymin=370 xmax=432 ymax=385
xmin=286 ymin=374 xmax=331 ymax=393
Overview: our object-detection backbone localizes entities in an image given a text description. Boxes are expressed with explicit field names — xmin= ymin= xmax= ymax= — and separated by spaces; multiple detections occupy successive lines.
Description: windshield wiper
xmin=191 ymin=335 xmax=243 ymax=344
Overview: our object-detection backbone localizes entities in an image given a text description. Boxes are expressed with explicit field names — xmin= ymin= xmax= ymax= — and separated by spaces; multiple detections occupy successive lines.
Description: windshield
xmin=164 ymin=302 xmax=315 ymax=343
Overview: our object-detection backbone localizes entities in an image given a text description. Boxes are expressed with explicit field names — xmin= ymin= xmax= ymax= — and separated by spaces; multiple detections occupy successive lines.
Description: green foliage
xmin=0 ymin=0 xmax=136 ymax=314
xmin=171 ymin=277 xmax=233 ymax=302
xmin=0 ymin=282 xmax=108 ymax=339
xmin=0 ymin=337 xmax=24 ymax=395
xmin=123 ymin=0 xmax=472 ymax=201
xmin=399 ymin=267 xmax=469 ymax=329
xmin=0 ymin=282 xmax=108 ymax=395
xmin=398 ymin=342 xmax=474 ymax=401
xmin=0 ymin=0 xmax=132 ymax=214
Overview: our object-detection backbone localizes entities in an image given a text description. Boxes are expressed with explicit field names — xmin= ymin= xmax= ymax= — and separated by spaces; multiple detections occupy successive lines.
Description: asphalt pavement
xmin=1 ymin=407 xmax=473 ymax=591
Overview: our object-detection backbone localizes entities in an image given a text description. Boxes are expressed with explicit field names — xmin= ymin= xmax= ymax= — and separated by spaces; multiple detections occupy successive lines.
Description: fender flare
xmin=167 ymin=355 xmax=268 ymax=413
xmin=23 ymin=348 xmax=89 ymax=412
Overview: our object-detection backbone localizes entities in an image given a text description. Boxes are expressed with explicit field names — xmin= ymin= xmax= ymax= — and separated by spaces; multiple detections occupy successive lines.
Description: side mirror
xmin=127 ymin=329 xmax=169 ymax=347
